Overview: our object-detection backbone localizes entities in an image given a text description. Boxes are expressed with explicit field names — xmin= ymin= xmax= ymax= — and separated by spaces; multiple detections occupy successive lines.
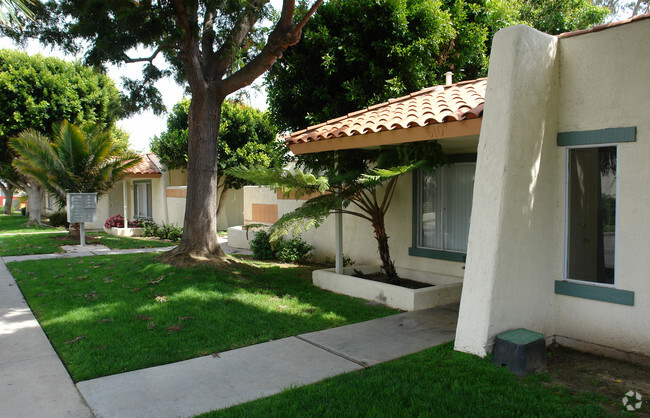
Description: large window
xmin=555 ymin=127 xmax=635 ymax=306
xmin=410 ymin=158 xmax=476 ymax=262
xmin=133 ymin=181 xmax=152 ymax=219
xmin=566 ymin=146 xmax=617 ymax=285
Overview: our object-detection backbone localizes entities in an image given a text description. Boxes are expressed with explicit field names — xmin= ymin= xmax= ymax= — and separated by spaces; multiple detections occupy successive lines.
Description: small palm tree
xmin=9 ymin=120 xmax=140 ymax=234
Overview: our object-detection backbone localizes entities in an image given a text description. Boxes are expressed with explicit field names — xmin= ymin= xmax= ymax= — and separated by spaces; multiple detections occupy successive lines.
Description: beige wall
xmin=455 ymin=20 xmax=650 ymax=357
xmin=166 ymin=185 xmax=244 ymax=230
xmin=242 ymin=176 xmax=467 ymax=278
xmin=553 ymin=19 xmax=650 ymax=356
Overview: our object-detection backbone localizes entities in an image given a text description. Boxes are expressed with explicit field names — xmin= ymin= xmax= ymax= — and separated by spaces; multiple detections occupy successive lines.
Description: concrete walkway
xmin=0 ymin=258 xmax=92 ymax=418
xmin=0 ymin=242 xmax=457 ymax=417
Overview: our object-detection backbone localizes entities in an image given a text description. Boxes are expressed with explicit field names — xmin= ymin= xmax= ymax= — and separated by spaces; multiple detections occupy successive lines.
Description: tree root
xmin=158 ymin=244 xmax=240 ymax=268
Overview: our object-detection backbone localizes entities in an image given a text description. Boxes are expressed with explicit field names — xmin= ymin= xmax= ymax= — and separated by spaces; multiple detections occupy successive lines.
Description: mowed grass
xmin=9 ymin=253 xmax=396 ymax=382
xmin=0 ymin=212 xmax=65 ymax=234
xmin=0 ymin=232 xmax=71 ymax=256
xmin=205 ymin=342 xmax=609 ymax=417
xmin=0 ymin=230 xmax=174 ymax=257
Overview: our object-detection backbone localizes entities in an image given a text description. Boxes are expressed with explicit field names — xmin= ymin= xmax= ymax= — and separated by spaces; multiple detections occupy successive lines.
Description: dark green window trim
xmin=410 ymin=154 xmax=476 ymax=262
xmin=555 ymin=281 xmax=634 ymax=306
xmin=557 ymin=127 xmax=636 ymax=146
xmin=408 ymin=247 xmax=466 ymax=262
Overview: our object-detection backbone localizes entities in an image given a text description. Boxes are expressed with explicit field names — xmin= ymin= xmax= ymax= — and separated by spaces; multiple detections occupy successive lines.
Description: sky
xmin=0 ymin=1 xmax=281 ymax=152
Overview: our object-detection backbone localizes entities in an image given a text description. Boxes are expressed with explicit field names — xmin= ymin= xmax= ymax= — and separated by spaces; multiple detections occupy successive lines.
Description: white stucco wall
xmin=552 ymin=19 xmax=650 ymax=356
xmin=455 ymin=19 xmax=650 ymax=357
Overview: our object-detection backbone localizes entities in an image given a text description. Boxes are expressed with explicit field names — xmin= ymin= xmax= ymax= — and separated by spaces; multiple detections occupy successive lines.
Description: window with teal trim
xmin=556 ymin=126 xmax=636 ymax=306
xmin=566 ymin=146 xmax=617 ymax=285
xmin=410 ymin=156 xmax=476 ymax=261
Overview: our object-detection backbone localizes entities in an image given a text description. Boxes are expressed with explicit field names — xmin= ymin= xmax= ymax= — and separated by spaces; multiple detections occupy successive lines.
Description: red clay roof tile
xmin=125 ymin=153 xmax=163 ymax=176
xmin=286 ymin=78 xmax=487 ymax=146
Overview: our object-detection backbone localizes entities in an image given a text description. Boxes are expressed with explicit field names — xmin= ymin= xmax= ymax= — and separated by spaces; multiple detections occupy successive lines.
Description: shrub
xmin=250 ymin=230 xmax=274 ymax=260
xmin=141 ymin=219 xmax=156 ymax=237
xmin=167 ymin=225 xmax=183 ymax=242
xmin=20 ymin=207 xmax=26 ymax=216
xmin=323 ymin=254 xmax=355 ymax=267
xmin=48 ymin=210 xmax=69 ymax=228
xmin=275 ymin=236 xmax=314 ymax=263
xmin=141 ymin=219 xmax=182 ymax=242
xmin=104 ymin=214 xmax=125 ymax=229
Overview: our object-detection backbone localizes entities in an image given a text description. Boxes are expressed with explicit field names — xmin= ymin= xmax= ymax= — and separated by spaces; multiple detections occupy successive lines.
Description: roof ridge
xmin=557 ymin=13 xmax=649 ymax=38
xmin=293 ymin=78 xmax=487 ymax=136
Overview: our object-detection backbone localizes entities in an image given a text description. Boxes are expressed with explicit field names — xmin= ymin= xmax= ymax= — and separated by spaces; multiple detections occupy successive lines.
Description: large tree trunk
xmin=165 ymin=92 xmax=225 ymax=261
xmin=0 ymin=182 xmax=14 ymax=215
xmin=24 ymin=183 xmax=43 ymax=225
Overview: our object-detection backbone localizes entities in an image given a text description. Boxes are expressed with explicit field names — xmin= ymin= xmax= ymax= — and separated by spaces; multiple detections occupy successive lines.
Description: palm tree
xmin=9 ymin=120 xmax=140 ymax=231
xmin=0 ymin=0 xmax=36 ymax=26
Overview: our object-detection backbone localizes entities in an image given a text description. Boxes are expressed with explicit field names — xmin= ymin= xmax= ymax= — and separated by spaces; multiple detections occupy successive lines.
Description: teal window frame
xmin=557 ymin=127 xmax=635 ymax=306
xmin=409 ymin=153 xmax=476 ymax=262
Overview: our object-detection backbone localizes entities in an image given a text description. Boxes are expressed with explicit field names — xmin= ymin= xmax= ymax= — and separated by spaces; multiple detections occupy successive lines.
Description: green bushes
xmin=250 ymin=230 xmax=313 ymax=263
xmin=48 ymin=210 xmax=69 ymax=228
xmin=250 ymin=230 xmax=275 ymax=260
xmin=141 ymin=219 xmax=183 ymax=243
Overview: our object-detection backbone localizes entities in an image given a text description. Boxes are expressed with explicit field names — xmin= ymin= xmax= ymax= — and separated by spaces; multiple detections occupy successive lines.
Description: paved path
xmin=0 ymin=258 xmax=92 ymax=418
xmin=0 ymin=242 xmax=456 ymax=418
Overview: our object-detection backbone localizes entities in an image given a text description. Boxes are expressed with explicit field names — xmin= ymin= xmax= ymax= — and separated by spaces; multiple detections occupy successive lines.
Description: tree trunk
xmin=216 ymin=182 xmax=229 ymax=220
xmin=0 ymin=182 xmax=14 ymax=215
xmin=371 ymin=215 xmax=398 ymax=283
xmin=69 ymin=222 xmax=81 ymax=239
xmin=165 ymin=92 xmax=225 ymax=261
xmin=25 ymin=183 xmax=43 ymax=225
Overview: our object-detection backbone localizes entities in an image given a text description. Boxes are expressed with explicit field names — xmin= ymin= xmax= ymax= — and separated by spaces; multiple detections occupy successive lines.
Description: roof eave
xmin=288 ymin=118 xmax=482 ymax=155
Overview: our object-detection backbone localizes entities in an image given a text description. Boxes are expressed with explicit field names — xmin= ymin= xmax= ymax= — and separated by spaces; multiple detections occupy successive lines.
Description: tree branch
xmin=218 ymin=0 xmax=323 ymax=96
xmin=123 ymin=46 xmax=164 ymax=64
xmin=212 ymin=0 xmax=265 ymax=81
xmin=173 ymin=0 xmax=205 ymax=93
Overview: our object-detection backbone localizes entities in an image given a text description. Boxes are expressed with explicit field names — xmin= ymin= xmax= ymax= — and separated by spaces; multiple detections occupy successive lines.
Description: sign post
xmin=67 ymin=193 xmax=97 ymax=246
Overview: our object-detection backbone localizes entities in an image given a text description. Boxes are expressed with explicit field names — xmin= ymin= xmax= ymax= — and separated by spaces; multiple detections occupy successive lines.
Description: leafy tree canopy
xmin=151 ymin=98 xmax=288 ymax=190
xmin=9 ymin=120 xmax=139 ymax=208
xmin=0 ymin=49 xmax=124 ymax=188
xmin=267 ymin=0 xmax=607 ymax=131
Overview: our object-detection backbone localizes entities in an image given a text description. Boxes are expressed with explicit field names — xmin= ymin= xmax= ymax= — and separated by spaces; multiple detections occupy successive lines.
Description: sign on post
xmin=67 ymin=193 xmax=97 ymax=246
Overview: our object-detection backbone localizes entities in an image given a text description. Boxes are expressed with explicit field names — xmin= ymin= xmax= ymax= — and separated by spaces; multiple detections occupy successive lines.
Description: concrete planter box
xmin=227 ymin=225 xmax=269 ymax=249
xmin=109 ymin=227 xmax=144 ymax=237
xmin=313 ymin=265 xmax=463 ymax=311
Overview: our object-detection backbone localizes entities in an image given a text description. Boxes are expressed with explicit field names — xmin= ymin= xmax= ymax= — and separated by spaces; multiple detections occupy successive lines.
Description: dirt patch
xmin=546 ymin=344 xmax=650 ymax=416
xmin=351 ymin=270 xmax=432 ymax=289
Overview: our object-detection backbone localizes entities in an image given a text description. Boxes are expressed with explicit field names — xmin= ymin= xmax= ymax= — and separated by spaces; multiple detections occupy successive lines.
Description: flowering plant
xmin=104 ymin=214 xmax=125 ymax=229
xmin=104 ymin=214 xmax=145 ymax=229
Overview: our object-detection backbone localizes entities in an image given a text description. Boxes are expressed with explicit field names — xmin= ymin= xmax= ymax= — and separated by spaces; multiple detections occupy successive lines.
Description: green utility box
xmin=493 ymin=328 xmax=547 ymax=376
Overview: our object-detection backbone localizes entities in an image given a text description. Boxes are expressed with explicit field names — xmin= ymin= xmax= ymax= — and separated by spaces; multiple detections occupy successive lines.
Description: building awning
xmin=286 ymin=78 xmax=486 ymax=155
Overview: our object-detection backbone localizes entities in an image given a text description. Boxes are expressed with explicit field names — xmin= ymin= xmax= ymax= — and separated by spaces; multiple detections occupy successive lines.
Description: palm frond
xmin=227 ymin=165 xmax=330 ymax=198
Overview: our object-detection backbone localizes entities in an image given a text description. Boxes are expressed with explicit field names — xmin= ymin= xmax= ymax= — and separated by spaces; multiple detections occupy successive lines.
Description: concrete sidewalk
xmin=0 ymin=258 xmax=92 ymax=418
xmin=77 ymin=305 xmax=458 ymax=417
xmin=0 ymin=242 xmax=456 ymax=418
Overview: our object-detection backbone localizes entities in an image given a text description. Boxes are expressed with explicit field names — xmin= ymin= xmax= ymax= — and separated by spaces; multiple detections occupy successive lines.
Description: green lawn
xmin=205 ymin=342 xmax=610 ymax=417
xmin=0 ymin=230 xmax=175 ymax=257
xmin=0 ymin=212 xmax=65 ymax=234
xmin=9 ymin=253 xmax=396 ymax=382
xmin=0 ymin=232 xmax=71 ymax=256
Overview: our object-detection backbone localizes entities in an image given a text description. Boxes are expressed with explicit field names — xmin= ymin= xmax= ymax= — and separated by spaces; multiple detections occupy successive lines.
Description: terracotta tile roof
xmin=286 ymin=78 xmax=486 ymax=145
xmin=125 ymin=153 xmax=163 ymax=176
xmin=557 ymin=13 xmax=649 ymax=38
